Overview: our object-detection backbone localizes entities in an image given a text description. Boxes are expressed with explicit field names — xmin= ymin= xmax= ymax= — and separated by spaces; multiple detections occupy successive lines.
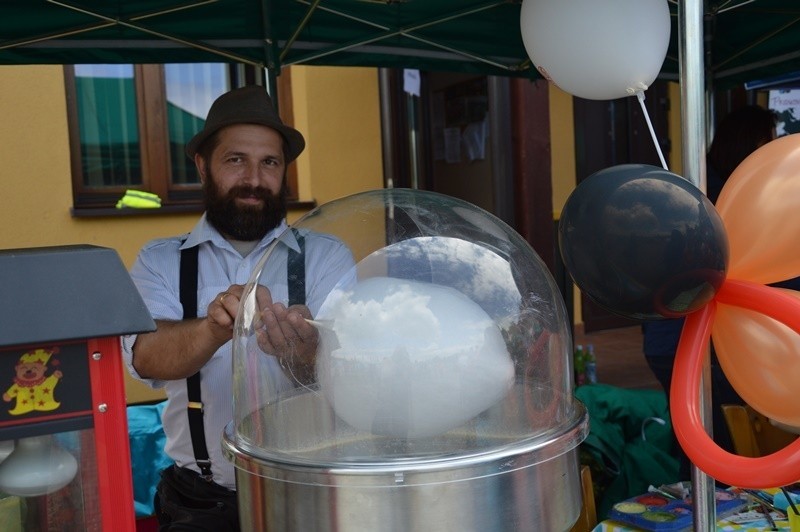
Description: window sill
xmin=71 ymin=204 xmax=204 ymax=218
xmin=71 ymin=200 xmax=318 ymax=218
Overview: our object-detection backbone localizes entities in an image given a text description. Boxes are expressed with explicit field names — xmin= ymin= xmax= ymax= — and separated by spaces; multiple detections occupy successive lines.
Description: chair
xmin=570 ymin=465 xmax=598 ymax=532
xmin=722 ymin=404 xmax=799 ymax=458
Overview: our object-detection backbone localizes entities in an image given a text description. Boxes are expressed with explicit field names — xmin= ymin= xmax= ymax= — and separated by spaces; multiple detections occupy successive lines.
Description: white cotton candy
xmin=315 ymin=277 xmax=515 ymax=438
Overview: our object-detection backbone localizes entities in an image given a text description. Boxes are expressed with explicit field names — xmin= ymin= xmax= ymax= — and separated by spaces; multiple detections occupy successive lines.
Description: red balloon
xmin=671 ymin=296 xmax=800 ymax=488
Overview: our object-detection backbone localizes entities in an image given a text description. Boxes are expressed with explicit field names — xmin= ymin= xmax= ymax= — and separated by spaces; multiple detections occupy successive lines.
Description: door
xmin=379 ymin=68 xmax=560 ymax=314
xmin=379 ymin=69 xmax=514 ymax=222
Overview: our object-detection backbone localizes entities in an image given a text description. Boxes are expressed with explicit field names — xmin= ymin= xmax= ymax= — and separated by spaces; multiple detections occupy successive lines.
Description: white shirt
xmin=122 ymin=214 xmax=354 ymax=488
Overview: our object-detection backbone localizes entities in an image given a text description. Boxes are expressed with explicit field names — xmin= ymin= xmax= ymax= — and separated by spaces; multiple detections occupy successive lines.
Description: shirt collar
xmin=180 ymin=214 xmax=300 ymax=254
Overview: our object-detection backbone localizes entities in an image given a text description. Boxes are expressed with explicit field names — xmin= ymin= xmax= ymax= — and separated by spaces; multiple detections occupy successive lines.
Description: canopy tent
xmin=2 ymin=0 xmax=800 ymax=89
xmin=662 ymin=1 xmax=800 ymax=90
xmin=2 ymin=0 xmax=532 ymax=78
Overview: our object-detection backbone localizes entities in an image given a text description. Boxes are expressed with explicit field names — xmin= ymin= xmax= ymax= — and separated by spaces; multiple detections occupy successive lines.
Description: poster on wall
xmin=768 ymin=89 xmax=800 ymax=136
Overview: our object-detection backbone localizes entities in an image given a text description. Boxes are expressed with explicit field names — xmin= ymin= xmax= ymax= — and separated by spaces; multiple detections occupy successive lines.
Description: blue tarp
xmin=127 ymin=402 xmax=172 ymax=517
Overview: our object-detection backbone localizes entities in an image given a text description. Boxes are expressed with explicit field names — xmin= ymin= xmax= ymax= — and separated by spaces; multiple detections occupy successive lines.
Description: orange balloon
xmin=716 ymin=133 xmax=800 ymax=284
xmin=713 ymin=284 xmax=800 ymax=426
xmin=672 ymin=302 xmax=800 ymax=488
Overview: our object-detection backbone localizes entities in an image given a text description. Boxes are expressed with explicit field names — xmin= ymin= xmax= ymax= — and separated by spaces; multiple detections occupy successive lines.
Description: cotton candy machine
xmin=222 ymin=189 xmax=588 ymax=531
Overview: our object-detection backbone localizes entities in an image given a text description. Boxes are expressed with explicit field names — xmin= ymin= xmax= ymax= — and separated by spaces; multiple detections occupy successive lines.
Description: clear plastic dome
xmin=227 ymin=188 xmax=586 ymax=479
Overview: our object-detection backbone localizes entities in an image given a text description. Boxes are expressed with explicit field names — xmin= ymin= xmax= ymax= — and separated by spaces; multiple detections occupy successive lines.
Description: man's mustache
xmin=229 ymin=186 xmax=272 ymax=200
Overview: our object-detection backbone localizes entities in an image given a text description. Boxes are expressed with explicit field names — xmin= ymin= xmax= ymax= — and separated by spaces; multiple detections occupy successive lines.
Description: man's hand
xmin=208 ymin=284 xmax=246 ymax=343
xmin=132 ymin=284 xmax=246 ymax=381
xmin=254 ymin=285 xmax=319 ymax=383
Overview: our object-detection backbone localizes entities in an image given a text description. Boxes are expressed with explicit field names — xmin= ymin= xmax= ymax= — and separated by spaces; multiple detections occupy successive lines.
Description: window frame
xmin=65 ymin=64 xmax=300 ymax=215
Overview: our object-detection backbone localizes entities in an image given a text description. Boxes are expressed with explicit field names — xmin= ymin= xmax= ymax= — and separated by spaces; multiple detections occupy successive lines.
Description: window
xmin=65 ymin=64 xmax=299 ymax=214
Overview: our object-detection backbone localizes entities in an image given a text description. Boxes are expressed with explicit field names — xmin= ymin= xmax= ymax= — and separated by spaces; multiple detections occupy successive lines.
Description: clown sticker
xmin=3 ymin=348 xmax=62 ymax=415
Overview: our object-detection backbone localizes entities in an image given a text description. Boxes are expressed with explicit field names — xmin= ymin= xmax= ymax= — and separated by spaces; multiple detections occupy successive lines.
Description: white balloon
xmin=315 ymin=277 xmax=515 ymax=438
xmin=520 ymin=0 xmax=671 ymax=100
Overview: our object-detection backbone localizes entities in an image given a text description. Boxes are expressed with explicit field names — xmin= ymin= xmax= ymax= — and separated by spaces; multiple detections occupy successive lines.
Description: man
xmin=122 ymin=85 xmax=354 ymax=531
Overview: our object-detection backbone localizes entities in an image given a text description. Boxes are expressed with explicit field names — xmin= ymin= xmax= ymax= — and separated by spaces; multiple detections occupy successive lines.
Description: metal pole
xmin=378 ymin=69 xmax=396 ymax=189
xmin=678 ymin=1 xmax=716 ymax=530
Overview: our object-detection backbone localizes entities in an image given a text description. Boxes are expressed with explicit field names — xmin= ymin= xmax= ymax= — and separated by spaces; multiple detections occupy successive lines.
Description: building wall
xmin=0 ymin=64 xmax=383 ymax=402
xmin=291 ymin=67 xmax=384 ymax=205
xmin=0 ymin=64 xmax=683 ymax=400
xmin=549 ymin=85 xmax=576 ymax=218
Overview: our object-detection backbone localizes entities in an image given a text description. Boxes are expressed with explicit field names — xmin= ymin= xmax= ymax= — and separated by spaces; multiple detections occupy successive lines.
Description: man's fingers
xmin=259 ymin=307 xmax=287 ymax=350
xmin=256 ymin=328 xmax=275 ymax=353
xmin=255 ymin=284 xmax=274 ymax=309
xmin=210 ymin=285 xmax=245 ymax=331
xmin=291 ymin=313 xmax=318 ymax=343
xmin=259 ymin=306 xmax=315 ymax=348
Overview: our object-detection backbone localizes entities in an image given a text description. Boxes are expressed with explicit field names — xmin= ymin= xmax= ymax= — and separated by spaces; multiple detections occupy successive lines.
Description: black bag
xmin=154 ymin=465 xmax=240 ymax=531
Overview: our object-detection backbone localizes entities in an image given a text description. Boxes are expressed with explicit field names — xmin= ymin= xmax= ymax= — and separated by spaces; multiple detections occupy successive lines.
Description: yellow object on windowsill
xmin=116 ymin=189 xmax=162 ymax=209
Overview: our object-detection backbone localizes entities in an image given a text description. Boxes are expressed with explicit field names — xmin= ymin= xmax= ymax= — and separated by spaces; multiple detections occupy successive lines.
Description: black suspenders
xmin=178 ymin=245 xmax=212 ymax=478
xmin=287 ymin=231 xmax=306 ymax=306
xmin=179 ymin=231 xmax=306 ymax=479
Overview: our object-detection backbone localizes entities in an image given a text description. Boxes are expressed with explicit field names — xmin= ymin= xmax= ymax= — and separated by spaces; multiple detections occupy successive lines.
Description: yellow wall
xmin=549 ymin=85 xmax=577 ymax=219
xmin=0 ymin=64 xmax=383 ymax=402
xmin=290 ymin=66 xmax=384 ymax=211
xmin=0 ymin=65 xmax=682 ymax=389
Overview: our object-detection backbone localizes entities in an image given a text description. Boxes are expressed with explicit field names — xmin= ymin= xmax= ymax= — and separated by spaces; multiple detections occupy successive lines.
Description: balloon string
xmin=636 ymin=91 xmax=669 ymax=171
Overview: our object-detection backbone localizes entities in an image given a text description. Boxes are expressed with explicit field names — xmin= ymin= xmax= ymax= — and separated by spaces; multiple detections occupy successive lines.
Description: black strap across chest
xmin=179 ymin=233 xmax=306 ymax=478
xmin=178 ymin=245 xmax=210 ymax=477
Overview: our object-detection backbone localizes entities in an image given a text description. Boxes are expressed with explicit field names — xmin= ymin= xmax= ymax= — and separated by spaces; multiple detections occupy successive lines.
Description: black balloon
xmin=558 ymin=164 xmax=729 ymax=320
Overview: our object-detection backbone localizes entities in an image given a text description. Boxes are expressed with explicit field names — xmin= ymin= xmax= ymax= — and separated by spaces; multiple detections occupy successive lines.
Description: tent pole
xmin=265 ymin=68 xmax=278 ymax=103
xmin=258 ymin=0 xmax=279 ymax=104
xmin=679 ymin=1 xmax=716 ymax=530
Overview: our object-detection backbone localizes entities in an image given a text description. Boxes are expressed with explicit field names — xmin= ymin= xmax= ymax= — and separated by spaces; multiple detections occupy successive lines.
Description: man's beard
xmin=204 ymin=172 xmax=287 ymax=241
